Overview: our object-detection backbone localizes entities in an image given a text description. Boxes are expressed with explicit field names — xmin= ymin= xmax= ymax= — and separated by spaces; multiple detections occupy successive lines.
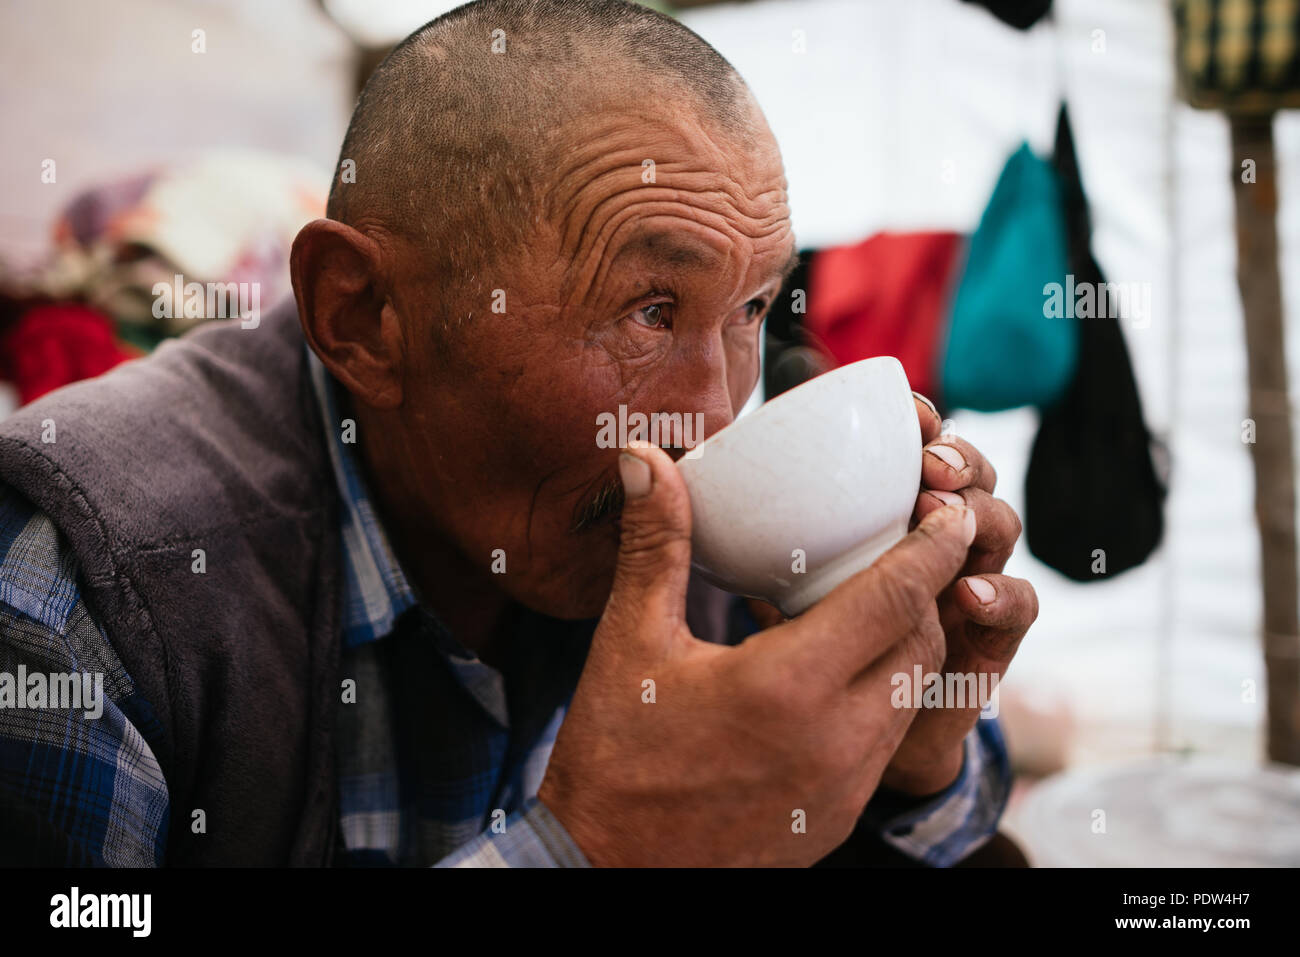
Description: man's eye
xmin=740 ymin=299 xmax=768 ymax=324
xmin=629 ymin=303 xmax=672 ymax=329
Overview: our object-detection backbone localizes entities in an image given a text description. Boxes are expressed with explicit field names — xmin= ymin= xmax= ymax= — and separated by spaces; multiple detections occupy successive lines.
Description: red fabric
xmin=803 ymin=231 xmax=964 ymax=401
xmin=0 ymin=303 xmax=139 ymax=406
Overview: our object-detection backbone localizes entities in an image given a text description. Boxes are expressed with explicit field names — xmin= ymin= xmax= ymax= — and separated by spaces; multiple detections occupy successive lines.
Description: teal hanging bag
xmin=941 ymin=143 xmax=1076 ymax=411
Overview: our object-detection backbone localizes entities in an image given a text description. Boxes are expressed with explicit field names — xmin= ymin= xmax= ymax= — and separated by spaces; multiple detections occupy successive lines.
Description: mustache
xmin=570 ymin=473 xmax=625 ymax=534
xmin=569 ymin=445 xmax=693 ymax=534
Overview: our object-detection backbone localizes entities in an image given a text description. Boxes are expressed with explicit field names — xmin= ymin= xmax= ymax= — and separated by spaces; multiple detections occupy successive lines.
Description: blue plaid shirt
xmin=0 ymin=357 xmax=1011 ymax=867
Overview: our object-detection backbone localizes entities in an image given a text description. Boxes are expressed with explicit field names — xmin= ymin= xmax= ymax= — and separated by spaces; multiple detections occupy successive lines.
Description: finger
xmin=797 ymin=502 xmax=976 ymax=682
xmin=946 ymin=574 xmax=1039 ymax=666
xmin=850 ymin=584 xmax=1021 ymax=782
xmin=913 ymin=488 xmax=1021 ymax=575
xmin=921 ymin=435 xmax=997 ymax=494
xmin=912 ymin=392 xmax=942 ymax=444
xmin=860 ymin=574 xmax=1037 ymax=793
xmin=599 ymin=441 xmax=694 ymax=653
xmin=844 ymin=612 xmax=948 ymax=764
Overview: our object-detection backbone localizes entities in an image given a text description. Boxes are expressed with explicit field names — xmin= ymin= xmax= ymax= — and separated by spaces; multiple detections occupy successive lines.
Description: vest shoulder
xmin=0 ymin=300 xmax=332 ymax=547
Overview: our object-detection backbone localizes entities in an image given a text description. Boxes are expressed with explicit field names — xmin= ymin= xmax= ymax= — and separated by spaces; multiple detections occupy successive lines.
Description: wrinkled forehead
xmin=545 ymin=77 xmax=776 ymax=188
xmin=536 ymin=95 xmax=790 ymax=293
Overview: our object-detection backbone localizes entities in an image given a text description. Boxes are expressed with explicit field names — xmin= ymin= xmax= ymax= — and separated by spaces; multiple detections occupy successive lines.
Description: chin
xmin=525 ymin=575 xmax=613 ymax=620
xmin=525 ymin=535 xmax=620 ymax=620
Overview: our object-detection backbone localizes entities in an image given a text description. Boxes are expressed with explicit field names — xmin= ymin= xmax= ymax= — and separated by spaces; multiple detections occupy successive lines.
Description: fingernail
xmin=927 ymin=444 xmax=966 ymax=473
xmin=912 ymin=391 xmax=938 ymax=417
xmin=962 ymin=507 xmax=977 ymax=546
xmin=964 ymin=576 xmax=996 ymax=604
xmin=618 ymin=452 xmax=652 ymax=499
xmin=926 ymin=489 xmax=964 ymax=507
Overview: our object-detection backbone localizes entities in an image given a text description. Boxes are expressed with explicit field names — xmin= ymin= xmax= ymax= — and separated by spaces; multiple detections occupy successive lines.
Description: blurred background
xmin=2 ymin=0 xmax=1299 ymax=865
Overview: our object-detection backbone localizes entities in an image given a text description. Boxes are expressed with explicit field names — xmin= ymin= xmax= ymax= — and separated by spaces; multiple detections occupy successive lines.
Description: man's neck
xmin=350 ymin=403 xmax=517 ymax=671
xmin=400 ymin=538 xmax=517 ymax=671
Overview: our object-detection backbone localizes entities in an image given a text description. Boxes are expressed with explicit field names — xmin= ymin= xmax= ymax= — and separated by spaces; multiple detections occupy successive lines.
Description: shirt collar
xmin=307 ymin=349 xmax=418 ymax=648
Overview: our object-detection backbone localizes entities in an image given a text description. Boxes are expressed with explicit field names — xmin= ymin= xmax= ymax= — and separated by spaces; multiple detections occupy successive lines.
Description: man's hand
xmin=537 ymin=441 xmax=978 ymax=867
xmin=875 ymin=395 xmax=1039 ymax=797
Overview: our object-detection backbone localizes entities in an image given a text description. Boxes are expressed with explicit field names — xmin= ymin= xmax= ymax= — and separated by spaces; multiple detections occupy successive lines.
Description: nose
xmin=658 ymin=333 xmax=745 ymax=454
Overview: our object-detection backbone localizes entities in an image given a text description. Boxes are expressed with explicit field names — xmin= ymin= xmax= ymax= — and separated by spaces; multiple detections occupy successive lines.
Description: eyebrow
xmin=775 ymin=247 xmax=801 ymax=287
xmin=620 ymin=233 xmax=801 ymax=290
xmin=621 ymin=232 xmax=716 ymax=270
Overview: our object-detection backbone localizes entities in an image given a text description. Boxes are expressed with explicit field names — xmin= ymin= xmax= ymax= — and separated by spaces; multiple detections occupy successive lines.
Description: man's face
xmin=391 ymin=94 xmax=796 ymax=619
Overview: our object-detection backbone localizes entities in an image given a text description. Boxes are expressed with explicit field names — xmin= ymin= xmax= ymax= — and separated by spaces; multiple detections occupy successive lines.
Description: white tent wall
xmin=681 ymin=0 xmax=1299 ymax=768
xmin=0 ymin=0 xmax=352 ymax=273
xmin=0 ymin=0 xmax=351 ymax=409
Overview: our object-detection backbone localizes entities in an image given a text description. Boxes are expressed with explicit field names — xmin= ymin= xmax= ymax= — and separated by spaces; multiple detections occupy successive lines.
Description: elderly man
xmin=0 ymin=0 xmax=1035 ymax=867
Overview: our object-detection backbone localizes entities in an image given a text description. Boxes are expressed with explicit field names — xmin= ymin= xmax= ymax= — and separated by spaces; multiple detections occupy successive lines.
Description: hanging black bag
xmin=1024 ymin=105 xmax=1167 ymax=580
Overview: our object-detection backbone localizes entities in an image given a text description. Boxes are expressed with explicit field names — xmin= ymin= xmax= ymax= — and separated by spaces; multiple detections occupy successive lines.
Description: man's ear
xmin=290 ymin=219 xmax=403 ymax=409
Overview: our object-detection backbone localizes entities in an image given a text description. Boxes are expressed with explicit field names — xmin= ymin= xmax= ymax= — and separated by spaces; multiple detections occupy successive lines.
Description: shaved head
xmin=327 ymin=0 xmax=758 ymax=330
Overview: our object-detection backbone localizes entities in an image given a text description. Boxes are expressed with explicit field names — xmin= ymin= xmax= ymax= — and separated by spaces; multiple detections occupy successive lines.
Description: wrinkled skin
xmin=295 ymin=87 xmax=794 ymax=641
xmin=291 ymin=83 xmax=1038 ymax=864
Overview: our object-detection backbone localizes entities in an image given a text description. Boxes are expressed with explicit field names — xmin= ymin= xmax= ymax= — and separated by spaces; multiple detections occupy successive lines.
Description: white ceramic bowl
xmin=676 ymin=356 xmax=920 ymax=616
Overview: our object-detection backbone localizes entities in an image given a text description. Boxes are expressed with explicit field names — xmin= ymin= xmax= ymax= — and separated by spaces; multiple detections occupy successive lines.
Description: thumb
xmin=601 ymin=441 xmax=695 ymax=641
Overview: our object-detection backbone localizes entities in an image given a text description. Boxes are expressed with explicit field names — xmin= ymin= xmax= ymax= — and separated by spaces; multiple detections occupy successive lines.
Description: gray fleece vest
xmin=0 ymin=298 xmax=342 ymax=865
xmin=0 ymin=297 xmax=739 ymax=867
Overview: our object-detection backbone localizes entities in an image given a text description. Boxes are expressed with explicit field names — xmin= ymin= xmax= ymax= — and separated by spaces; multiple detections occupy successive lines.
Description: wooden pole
xmin=1230 ymin=113 xmax=1300 ymax=765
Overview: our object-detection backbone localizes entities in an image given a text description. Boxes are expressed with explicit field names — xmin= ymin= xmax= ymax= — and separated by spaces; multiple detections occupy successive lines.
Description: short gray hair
xmin=326 ymin=0 xmax=755 ymax=330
